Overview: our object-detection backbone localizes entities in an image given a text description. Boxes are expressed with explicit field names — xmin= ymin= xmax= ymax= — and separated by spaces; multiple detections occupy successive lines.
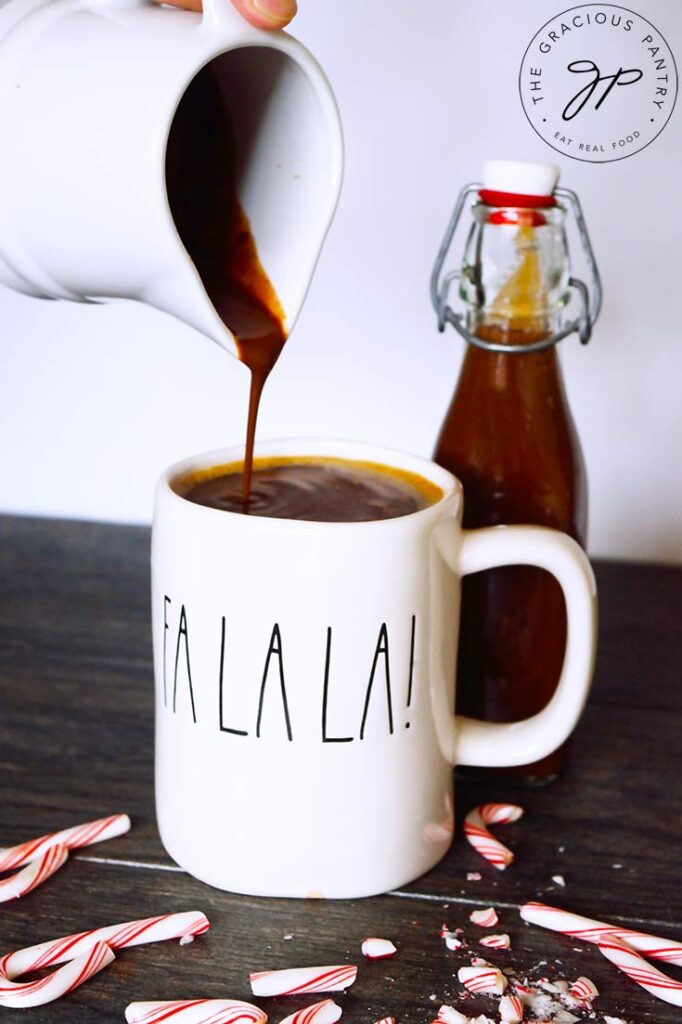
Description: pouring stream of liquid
xmin=165 ymin=59 xmax=288 ymax=505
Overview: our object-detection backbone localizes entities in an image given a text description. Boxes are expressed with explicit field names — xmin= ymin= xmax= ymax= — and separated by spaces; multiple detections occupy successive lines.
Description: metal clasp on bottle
xmin=430 ymin=183 xmax=603 ymax=355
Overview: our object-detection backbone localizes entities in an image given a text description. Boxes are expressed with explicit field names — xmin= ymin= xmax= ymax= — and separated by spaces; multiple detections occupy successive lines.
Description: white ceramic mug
xmin=152 ymin=439 xmax=597 ymax=899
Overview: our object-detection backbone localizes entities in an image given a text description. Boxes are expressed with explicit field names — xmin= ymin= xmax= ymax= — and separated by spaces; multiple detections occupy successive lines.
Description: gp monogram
xmin=519 ymin=4 xmax=678 ymax=162
xmin=152 ymin=439 xmax=597 ymax=899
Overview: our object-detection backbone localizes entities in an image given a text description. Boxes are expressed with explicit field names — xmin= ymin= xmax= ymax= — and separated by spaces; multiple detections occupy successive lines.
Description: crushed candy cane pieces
xmin=466 ymin=872 xmax=482 ymax=882
xmin=441 ymin=929 xmax=463 ymax=951
xmin=372 ymin=1018 xmax=395 ymax=1024
xmin=361 ymin=938 xmax=396 ymax=960
xmin=457 ymin=966 xmax=507 ymax=995
xmin=469 ymin=908 xmax=499 ymax=928
xmin=499 ymin=994 xmax=523 ymax=1023
xmin=435 ymin=1006 xmax=468 ymax=1024
xmin=569 ymin=976 xmax=599 ymax=1003
xmin=479 ymin=933 xmax=511 ymax=949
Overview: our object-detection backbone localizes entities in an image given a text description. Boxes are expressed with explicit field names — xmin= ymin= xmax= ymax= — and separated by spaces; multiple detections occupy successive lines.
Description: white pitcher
xmin=0 ymin=0 xmax=343 ymax=353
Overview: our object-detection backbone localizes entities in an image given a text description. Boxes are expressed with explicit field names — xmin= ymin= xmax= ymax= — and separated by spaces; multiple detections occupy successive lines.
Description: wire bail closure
xmin=430 ymin=183 xmax=603 ymax=355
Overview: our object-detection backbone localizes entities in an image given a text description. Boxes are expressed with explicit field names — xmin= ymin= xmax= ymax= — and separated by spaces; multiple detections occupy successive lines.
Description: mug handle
xmin=439 ymin=524 xmax=597 ymax=767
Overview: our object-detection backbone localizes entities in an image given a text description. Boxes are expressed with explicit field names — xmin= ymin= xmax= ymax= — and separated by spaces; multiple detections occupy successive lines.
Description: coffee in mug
xmin=175 ymin=456 xmax=442 ymax=522
xmin=153 ymin=438 xmax=597 ymax=899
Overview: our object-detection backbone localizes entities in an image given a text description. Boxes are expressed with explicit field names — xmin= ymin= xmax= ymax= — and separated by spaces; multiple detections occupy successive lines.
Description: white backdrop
xmin=0 ymin=0 xmax=680 ymax=562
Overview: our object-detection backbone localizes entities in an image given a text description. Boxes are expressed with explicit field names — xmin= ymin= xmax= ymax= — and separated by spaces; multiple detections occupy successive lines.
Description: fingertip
xmin=232 ymin=0 xmax=297 ymax=30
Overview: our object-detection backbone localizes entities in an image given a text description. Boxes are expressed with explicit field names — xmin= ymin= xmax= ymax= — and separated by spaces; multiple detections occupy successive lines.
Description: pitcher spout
xmin=159 ymin=39 xmax=343 ymax=354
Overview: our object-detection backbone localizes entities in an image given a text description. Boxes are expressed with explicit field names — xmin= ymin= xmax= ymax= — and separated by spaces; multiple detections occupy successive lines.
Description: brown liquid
xmin=165 ymin=57 xmax=287 ymax=503
xmin=435 ymin=322 xmax=587 ymax=780
xmin=177 ymin=457 xmax=441 ymax=523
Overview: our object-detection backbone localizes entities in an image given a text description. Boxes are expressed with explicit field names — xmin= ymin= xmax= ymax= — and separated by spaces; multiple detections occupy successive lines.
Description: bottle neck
xmin=461 ymin=203 xmax=570 ymax=349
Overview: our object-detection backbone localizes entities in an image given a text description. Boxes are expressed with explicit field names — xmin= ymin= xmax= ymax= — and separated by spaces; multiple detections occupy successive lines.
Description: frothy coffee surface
xmin=177 ymin=458 xmax=441 ymax=523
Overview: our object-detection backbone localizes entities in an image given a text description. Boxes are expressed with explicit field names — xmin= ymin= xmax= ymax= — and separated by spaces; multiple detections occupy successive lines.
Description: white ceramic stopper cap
xmin=482 ymin=159 xmax=560 ymax=196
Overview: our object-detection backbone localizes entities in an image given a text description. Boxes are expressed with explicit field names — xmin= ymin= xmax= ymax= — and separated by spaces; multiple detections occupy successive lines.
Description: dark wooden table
xmin=0 ymin=516 xmax=680 ymax=1024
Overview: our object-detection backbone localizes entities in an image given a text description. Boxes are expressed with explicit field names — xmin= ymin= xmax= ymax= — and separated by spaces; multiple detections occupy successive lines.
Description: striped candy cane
xmin=463 ymin=804 xmax=524 ymax=870
xmin=279 ymin=999 xmax=342 ymax=1024
xmin=0 ymin=844 xmax=68 ymax=903
xmin=126 ymin=1000 xmax=268 ymax=1024
xmin=0 ymin=814 xmax=130 ymax=904
xmin=599 ymin=935 xmax=682 ymax=1008
xmin=250 ymin=966 xmax=357 ymax=997
xmin=0 ymin=911 xmax=209 ymax=1009
xmin=520 ymin=902 xmax=682 ymax=965
xmin=0 ymin=814 xmax=130 ymax=873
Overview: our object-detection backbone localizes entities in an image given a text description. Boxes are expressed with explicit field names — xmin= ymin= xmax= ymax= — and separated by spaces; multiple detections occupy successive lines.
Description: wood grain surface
xmin=0 ymin=516 xmax=680 ymax=1023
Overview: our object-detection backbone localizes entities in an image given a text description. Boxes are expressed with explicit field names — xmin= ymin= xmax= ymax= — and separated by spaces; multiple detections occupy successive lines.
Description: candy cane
xmin=0 ymin=814 xmax=130 ymax=873
xmin=456 ymin=966 xmax=507 ymax=995
xmin=126 ymin=1000 xmax=268 ymax=1024
xmin=463 ymin=804 xmax=524 ymax=870
xmin=279 ymin=1000 xmax=342 ymax=1024
xmin=249 ymin=967 xmax=357 ymax=997
xmin=0 ymin=911 xmax=209 ymax=1008
xmin=520 ymin=902 xmax=682 ymax=965
xmin=0 ymin=844 xmax=68 ymax=903
xmin=599 ymin=935 xmax=682 ymax=1008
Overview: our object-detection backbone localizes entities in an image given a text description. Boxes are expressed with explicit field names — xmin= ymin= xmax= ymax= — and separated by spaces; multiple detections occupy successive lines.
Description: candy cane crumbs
xmin=0 ymin=814 xmax=130 ymax=903
xmin=440 ymin=926 xmax=464 ymax=951
xmin=435 ymin=1006 xmax=468 ymax=1024
xmin=479 ymin=934 xmax=510 ymax=949
xmin=469 ymin=908 xmax=498 ymax=928
xmin=279 ymin=999 xmax=343 ymax=1024
xmin=249 ymin=966 xmax=357 ymax=997
xmin=499 ymin=994 xmax=523 ymax=1023
xmin=361 ymin=938 xmax=396 ymax=960
xmin=0 ymin=911 xmax=209 ymax=1009
xmin=569 ymin=975 xmax=598 ymax=1003
xmin=457 ymin=965 xmax=507 ymax=995
xmin=126 ymin=1000 xmax=268 ymax=1024
xmin=371 ymin=1018 xmax=395 ymax=1024
xmin=463 ymin=805 xmax=524 ymax=870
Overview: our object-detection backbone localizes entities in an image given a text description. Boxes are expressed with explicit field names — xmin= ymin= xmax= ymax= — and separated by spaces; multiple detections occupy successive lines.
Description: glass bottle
xmin=432 ymin=160 xmax=599 ymax=782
